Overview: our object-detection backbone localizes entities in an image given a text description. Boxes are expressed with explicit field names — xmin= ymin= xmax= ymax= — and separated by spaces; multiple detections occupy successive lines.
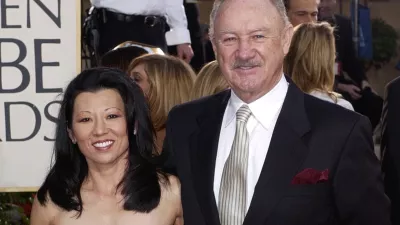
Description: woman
xmin=191 ymin=60 xmax=229 ymax=100
xmin=284 ymin=22 xmax=354 ymax=111
xmin=30 ymin=68 xmax=182 ymax=225
xmin=128 ymin=54 xmax=195 ymax=152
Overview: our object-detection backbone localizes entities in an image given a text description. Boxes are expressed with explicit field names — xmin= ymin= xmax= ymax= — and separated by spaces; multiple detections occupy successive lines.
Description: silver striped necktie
xmin=218 ymin=104 xmax=252 ymax=225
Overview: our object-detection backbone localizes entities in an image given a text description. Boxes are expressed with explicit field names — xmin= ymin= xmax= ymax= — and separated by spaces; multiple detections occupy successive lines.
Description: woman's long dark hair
xmin=37 ymin=67 xmax=167 ymax=216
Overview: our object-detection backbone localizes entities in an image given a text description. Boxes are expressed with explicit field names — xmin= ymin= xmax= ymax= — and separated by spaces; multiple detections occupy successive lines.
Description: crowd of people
xmin=29 ymin=0 xmax=400 ymax=224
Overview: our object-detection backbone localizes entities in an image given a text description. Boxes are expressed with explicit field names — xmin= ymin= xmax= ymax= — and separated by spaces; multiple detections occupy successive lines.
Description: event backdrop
xmin=0 ymin=0 xmax=80 ymax=191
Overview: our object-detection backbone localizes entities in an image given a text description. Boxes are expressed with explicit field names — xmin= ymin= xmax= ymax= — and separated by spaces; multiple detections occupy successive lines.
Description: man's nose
xmin=237 ymin=39 xmax=256 ymax=59
xmin=302 ymin=15 xmax=314 ymax=24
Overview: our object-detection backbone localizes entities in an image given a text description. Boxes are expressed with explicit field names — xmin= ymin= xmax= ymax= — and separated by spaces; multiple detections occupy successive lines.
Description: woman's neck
xmin=155 ymin=128 xmax=166 ymax=153
xmin=83 ymin=152 xmax=128 ymax=196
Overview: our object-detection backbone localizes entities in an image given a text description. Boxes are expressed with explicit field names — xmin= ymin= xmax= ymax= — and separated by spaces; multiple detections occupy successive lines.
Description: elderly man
xmin=162 ymin=0 xmax=390 ymax=224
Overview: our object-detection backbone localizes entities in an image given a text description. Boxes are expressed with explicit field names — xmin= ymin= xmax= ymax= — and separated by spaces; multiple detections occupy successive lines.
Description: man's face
xmin=287 ymin=0 xmax=319 ymax=27
xmin=211 ymin=0 xmax=293 ymax=102
xmin=319 ymin=0 xmax=336 ymax=20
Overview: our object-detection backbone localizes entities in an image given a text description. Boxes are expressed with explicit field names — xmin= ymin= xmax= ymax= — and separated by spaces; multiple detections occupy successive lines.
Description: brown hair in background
xmin=100 ymin=46 xmax=149 ymax=72
xmin=192 ymin=60 xmax=229 ymax=100
xmin=284 ymin=22 xmax=338 ymax=101
xmin=128 ymin=54 xmax=195 ymax=131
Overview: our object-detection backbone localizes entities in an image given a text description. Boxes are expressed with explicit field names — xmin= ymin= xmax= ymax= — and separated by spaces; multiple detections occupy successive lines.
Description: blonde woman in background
xmin=191 ymin=60 xmax=229 ymax=100
xmin=284 ymin=22 xmax=354 ymax=111
xmin=128 ymin=54 xmax=195 ymax=152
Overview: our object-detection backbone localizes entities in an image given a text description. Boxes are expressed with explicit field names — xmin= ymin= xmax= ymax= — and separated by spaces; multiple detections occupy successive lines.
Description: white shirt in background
xmin=90 ymin=0 xmax=191 ymax=46
xmin=310 ymin=90 xmax=354 ymax=111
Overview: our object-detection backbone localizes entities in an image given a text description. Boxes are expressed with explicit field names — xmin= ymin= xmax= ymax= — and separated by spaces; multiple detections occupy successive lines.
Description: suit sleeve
xmin=333 ymin=116 xmax=391 ymax=225
xmin=381 ymin=78 xmax=400 ymax=224
xmin=380 ymin=85 xmax=389 ymax=160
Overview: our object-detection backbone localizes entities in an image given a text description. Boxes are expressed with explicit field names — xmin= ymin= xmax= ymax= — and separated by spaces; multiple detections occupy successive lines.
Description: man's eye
xmin=223 ymin=37 xmax=237 ymax=43
xmin=253 ymin=35 xmax=265 ymax=39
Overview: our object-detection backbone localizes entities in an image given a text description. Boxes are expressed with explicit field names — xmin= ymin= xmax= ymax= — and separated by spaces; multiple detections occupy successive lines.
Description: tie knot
xmin=236 ymin=105 xmax=252 ymax=123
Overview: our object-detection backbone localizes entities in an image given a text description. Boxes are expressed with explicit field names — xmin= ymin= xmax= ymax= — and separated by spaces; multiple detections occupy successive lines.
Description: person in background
xmin=318 ymin=0 xmax=383 ymax=130
xmin=99 ymin=41 xmax=165 ymax=72
xmin=128 ymin=54 xmax=195 ymax=152
xmin=284 ymin=22 xmax=354 ymax=111
xmin=381 ymin=76 xmax=400 ymax=225
xmin=191 ymin=60 xmax=229 ymax=100
xmin=87 ymin=0 xmax=193 ymax=62
xmin=284 ymin=0 xmax=319 ymax=27
xmin=169 ymin=0 xmax=205 ymax=72
xmin=30 ymin=68 xmax=182 ymax=225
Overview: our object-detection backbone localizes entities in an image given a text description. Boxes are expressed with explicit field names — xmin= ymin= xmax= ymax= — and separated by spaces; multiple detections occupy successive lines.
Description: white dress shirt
xmin=90 ymin=0 xmax=191 ymax=46
xmin=214 ymin=75 xmax=288 ymax=212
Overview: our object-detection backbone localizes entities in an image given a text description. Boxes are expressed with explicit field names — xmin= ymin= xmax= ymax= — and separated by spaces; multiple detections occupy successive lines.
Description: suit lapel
xmin=243 ymin=82 xmax=311 ymax=225
xmin=190 ymin=91 xmax=230 ymax=225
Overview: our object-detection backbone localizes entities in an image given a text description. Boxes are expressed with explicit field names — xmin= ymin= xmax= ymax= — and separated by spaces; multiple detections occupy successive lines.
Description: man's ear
xmin=282 ymin=23 xmax=294 ymax=56
xmin=211 ymin=38 xmax=218 ymax=58
xmin=67 ymin=128 xmax=76 ymax=144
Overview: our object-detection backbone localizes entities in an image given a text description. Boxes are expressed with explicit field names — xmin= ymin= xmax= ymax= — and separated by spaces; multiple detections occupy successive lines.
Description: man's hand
xmin=361 ymin=80 xmax=371 ymax=90
xmin=177 ymin=43 xmax=194 ymax=63
xmin=337 ymin=83 xmax=362 ymax=100
xmin=361 ymin=80 xmax=379 ymax=95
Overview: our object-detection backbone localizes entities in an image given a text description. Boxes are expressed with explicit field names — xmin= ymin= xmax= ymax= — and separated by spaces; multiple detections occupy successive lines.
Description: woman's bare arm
xmin=169 ymin=175 xmax=183 ymax=225
xmin=30 ymin=195 xmax=57 ymax=225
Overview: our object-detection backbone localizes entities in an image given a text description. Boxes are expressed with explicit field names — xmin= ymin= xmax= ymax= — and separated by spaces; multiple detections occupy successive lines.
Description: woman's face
xmin=130 ymin=63 xmax=150 ymax=95
xmin=68 ymin=89 xmax=129 ymax=166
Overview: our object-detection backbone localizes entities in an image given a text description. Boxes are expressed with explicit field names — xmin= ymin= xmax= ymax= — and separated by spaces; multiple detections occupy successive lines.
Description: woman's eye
xmin=107 ymin=114 xmax=119 ymax=119
xmin=79 ymin=118 xmax=90 ymax=123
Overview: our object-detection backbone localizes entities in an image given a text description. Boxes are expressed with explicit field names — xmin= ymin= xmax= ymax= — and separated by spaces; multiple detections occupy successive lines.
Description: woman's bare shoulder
xmin=158 ymin=173 xmax=181 ymax=201
xmin=166 ymin=175 xmax=183 ymax=225
xmin=30 ymin=193 xmax=60 ymax=225
xmin=168 ymin=174 xmax=181 ymax=195
xmin=157 ymin=174 xmax=183 ymax=225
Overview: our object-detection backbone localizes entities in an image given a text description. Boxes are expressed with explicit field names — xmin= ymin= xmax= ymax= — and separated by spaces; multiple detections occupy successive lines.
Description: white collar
xmin=224 ymin=75 xmax=288 ymax=130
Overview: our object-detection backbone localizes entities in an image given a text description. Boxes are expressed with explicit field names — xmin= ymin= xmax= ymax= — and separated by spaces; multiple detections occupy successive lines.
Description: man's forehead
xmin=213 ymin=0 xmax=284 ymax=33
xmin=219 ymin=0 xmax=272 ymax=12
xmin=217 ymin=0 xmax=278 ymax=21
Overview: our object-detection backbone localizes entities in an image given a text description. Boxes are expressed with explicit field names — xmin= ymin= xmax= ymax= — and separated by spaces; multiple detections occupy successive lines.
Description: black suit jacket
xmin=163 ymin=80 xmax=390 ymax=225
xmin=329 ymin=14 xmax=367 ymax=86
xmin=381 ymin=76 xmax=400 ymax=225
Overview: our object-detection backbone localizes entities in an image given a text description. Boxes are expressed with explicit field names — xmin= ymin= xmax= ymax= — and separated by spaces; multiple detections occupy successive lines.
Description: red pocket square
xmin=291 ymin=168 xmax=329 ymax=185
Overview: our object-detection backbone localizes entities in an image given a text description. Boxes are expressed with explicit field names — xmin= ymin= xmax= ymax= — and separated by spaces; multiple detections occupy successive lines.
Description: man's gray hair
xmin=209 ymin=0 xmax=289 ymax=40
